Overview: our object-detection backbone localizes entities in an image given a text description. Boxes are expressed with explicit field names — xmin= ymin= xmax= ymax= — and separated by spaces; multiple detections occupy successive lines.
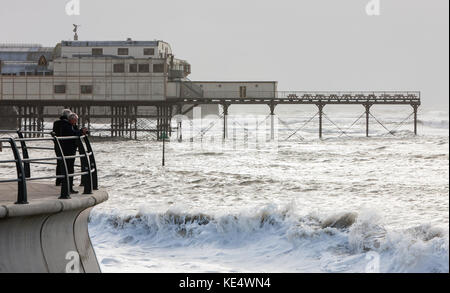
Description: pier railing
xmin=0 ymin=130 xmax=98 ymax=204
xmin=175 ymin=90 xmax=421 ymax=104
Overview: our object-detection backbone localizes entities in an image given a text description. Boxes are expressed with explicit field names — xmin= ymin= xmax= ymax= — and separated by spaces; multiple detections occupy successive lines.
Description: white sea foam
xmin=89 ymin=206 xmax=448 ymax=273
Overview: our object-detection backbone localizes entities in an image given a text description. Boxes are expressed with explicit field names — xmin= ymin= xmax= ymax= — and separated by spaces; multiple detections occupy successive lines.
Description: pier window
xmin=129 ymin=64 xmax=138 ymax=73
xmin=92 ymin=48 xmax=103 ymax=56
xmin=240 ymin=86 xmax=247 ymax=98
xmin=144 ymin=48 xmax=155 ymax=56
xmin=54 ymin=85 xmax=66 ymax=94
xmin=113 ymin=63 xmax=125 ymax=73
xmin=138 ymin=64 xmax=150 ymax=73
xmin=118 ymin=48 xmax=129 ymax=55
xmin=153 ymin=64 xmax=165 ymax=73
xmin=81 ymin=85 xmax=93 ymax=94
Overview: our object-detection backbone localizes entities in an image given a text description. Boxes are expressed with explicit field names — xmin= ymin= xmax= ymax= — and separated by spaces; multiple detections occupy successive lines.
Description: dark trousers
xmin=55 ymin=146 xmax=63 ymax=185
xmin=56 ymin=160 xmax=63 ymax=185
xmin=66 ymin=158 xmax=75 ymax=189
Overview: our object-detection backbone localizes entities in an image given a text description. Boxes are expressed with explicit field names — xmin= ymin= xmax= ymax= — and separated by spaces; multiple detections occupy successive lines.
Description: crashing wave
xmin=89 ymin=207 xmax=449 ymax=273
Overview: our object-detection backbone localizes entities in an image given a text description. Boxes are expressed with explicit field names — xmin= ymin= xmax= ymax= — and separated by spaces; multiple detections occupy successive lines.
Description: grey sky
xmin=0 ymin=0 xmax=448 ymax=109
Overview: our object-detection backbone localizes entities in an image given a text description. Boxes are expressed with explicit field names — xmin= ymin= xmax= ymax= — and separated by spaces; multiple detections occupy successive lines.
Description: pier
xmin=172 ymin=90 xmax=421 ymax=139
xmin=0 ymin=41 xmax=421 ymax=140
xmin=0 ymin=90 xmax=421 ymax=140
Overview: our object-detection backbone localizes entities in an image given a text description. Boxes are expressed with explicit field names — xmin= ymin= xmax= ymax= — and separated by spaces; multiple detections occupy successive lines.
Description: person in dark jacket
xmin=59 ymin=113 xmax=87 ymax=194
xmin=53 ymin=109 xmax=72 ymax=186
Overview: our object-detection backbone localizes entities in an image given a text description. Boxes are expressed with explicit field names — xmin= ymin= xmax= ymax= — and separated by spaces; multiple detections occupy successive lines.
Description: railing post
xmin=83 ymin=135 xmax=98 ymax=190
xmin=52 ymin=134 xmax=70 ymax=199
xmin=78 ymin=136 xmax=93 ymax=194
xmin=16 ymin=130 xmax=31 ymax=178
xmin=9 ymin=138 xmax=28 ymax=204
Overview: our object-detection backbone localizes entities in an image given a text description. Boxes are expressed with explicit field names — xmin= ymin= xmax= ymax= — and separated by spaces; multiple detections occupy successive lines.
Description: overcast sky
xmin=0 ymin=0 xmax=448 ymax=109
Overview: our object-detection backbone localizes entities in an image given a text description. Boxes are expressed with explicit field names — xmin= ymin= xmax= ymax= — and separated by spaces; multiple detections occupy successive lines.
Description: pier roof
xmin=61 ymin=40 xmax=159 ymax=47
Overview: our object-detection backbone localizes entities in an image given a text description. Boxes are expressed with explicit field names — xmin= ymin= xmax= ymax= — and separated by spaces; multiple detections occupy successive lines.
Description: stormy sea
xmin=2 ymin=106 xmax=449 ymax=272
xmin=87 ymin=106 xmax=449 ymax=273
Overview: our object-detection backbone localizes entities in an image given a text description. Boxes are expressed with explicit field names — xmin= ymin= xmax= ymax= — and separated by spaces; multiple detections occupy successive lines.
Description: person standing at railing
xmin=53 ymin=109 xmax=72 ymax=186
xmin=58 ymin=113 xmax=88 ymax=194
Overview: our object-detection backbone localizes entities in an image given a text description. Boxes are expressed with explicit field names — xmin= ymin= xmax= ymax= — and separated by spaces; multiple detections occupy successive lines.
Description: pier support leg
xmin=317 ymin=103 xmax=325 ymax=139
xmin=163 ymin=105 xmax=168 ymax=139
xmin=126 ymin=106 xmax=130 ymax=139
xmin=157 ymin=106 xmax=161 ymax=140
xmin=157 ymin=104 xmax=171 ymax=141
xmin=269 ymin=103 xmax=276 ymax=141
xmin=121 ymin=106 xmax=125 ymax=137
xmin=22 ymin=106 xmax=26 ymax=134
xmin=223 ymin=103 xmax=229 ymax=140
xmin=23 ymin=106 xmax=28 ymax=135
xmin=32 ymin=106 xmax=37 ymax=137
xmin=271 ymin=115 xmax=275 ymax=141
xmin=364 ymin=103 xmax=372 ymax=137
xmin=110 ymin=106 xmax=114 ymax=137
xmin=18 ymin=106 xmax=23 ymax=131
xmin=114 ymin=106 xmax=118 ymax=137
xmin=37 ymin=106 xmax=44 ymax=136
xmin=412 ymin=104 xmax=419 ymax=135
xmin=168 ymin=104 xmax=173 ymax=137
xmin=176 ymin=104 xmax=183 ymax=142
xmin=25 ymin=106 xmax=28 ymax=133
xmin=134 ymin=105 xmax=138 ymax=140
xmin=177 ymin=121 xmax=183 ymax=142
xmin=87 ymin=106 xmax=91 ymax=133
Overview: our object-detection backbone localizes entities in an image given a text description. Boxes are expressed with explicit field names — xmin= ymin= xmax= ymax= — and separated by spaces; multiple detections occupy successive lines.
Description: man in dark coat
xmin=58 ymin=113 xmax=87 ymax=194
xmin=53 ymin=109 xmax=72 ymax=186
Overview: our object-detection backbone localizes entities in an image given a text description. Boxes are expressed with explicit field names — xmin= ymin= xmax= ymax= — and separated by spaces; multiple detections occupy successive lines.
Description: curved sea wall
xmin=0 ymin=190 xmax=108 ymax=273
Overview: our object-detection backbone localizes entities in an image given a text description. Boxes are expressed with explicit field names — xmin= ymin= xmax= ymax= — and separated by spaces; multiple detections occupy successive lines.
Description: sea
xmin=1 ymin=105 xmax=449 ymax=273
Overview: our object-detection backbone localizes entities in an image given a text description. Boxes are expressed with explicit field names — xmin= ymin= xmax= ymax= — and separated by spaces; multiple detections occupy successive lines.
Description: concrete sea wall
xmin=0 ymin=190 xmax=108 ymax=273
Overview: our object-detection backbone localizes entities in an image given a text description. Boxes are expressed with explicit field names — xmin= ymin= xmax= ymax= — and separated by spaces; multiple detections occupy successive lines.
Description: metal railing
xmin=274 ymin=91 xmax=421 ymax=102
xmin=0 ymin=130 xmax=98 ymax=204
xmin=192 ymin=90 xmax=421 ymax=101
